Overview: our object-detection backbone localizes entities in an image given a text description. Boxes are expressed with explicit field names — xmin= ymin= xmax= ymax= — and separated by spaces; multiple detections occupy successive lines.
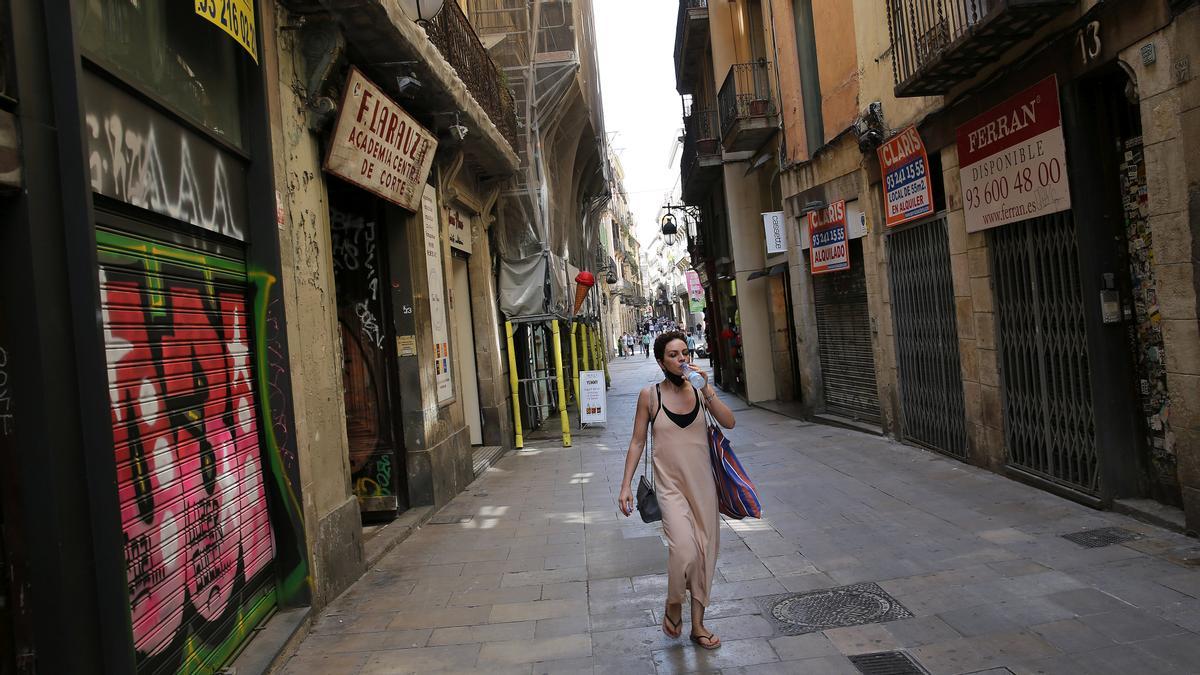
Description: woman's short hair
xmin=654 ymin=330 xmax=689 ymax=361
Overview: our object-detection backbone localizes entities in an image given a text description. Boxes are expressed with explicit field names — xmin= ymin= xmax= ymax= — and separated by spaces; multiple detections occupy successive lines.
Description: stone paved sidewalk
xmin=282 ymin=355 xmax=1200 ymax=674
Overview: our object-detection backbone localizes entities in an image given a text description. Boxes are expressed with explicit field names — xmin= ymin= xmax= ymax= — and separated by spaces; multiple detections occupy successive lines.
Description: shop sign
xmin=763 ymin=211 xmax=787 ymax=254
xmin=446 ymin=204 xmax=472 ymax=254
xmin=325 ymin=68 xmax=438 ymax=212
xmin=422 ymin=185 xmax=455 ymax=404
xmin=580 ymin=370 xmax=607 ymax=424
xmin=808 ymin=200 xmax=850 ymax=275
xmin=801 ymin=201 xmax=865 ymax=249
xmin=957 ymin=75 xmax=1071 ymax=233
xmin=877 ymin=126 xmax=933 ymax=227
xmin=195 ymin=0 xmax=258 ymax=62
xmin=686 ymin=270 xmax=706 ymax=313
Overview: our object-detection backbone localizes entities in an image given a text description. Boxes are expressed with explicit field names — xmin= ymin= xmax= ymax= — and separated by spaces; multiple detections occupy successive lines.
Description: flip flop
xmin=662 ymin=606 xmax=683 ymax=638
xmin=690 ymin=631 xmax=721 ymax=650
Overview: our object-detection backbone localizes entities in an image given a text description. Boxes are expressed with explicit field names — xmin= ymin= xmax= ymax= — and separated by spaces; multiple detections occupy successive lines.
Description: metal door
xmin=888 ymin=216 xmax=968 ymax=458
xmin=330 ymin=198 xmax=402 ymax=511
xmin=97 ymin=224 xmax=277 ymax=673
xmin=990 ymin=211 xmax=1099 ymax=494
xmin=813 ymin=241 xmax=881 ymax=424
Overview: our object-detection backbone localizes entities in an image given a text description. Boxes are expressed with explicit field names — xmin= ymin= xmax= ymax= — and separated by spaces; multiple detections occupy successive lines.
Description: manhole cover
xmin=758 ymin=583 xmax=913 ymax=635
xmin=428 ymin=514 xmax=474 ymax=525
xmin=1061 ymin=527 xmax=1141 ymax=548
xmin=849 ymin=651 xmax=927 ymax=675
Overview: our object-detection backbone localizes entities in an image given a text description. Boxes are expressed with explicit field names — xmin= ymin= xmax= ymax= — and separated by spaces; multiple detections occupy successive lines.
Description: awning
xmin=746 ymin=263 xmax=786 ymax=281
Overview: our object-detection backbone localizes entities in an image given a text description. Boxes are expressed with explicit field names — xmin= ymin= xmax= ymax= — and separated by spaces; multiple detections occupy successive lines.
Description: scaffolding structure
xmin=472 ymin=0 xmax=611 ymax=448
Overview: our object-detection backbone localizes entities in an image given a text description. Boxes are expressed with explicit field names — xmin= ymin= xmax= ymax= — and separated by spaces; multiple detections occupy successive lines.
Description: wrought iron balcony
xmin=717 ymin=61 xmax=778 ymax=154
xmin=674 ymin=0 xmax=709 ymax=92
xmin=681 ymin=108 xmax=721 ymax=204
xmin=887 ymin=0 xmax=1075 ymax=97
xmin=426 ymin=1 xmax=520 ymax=151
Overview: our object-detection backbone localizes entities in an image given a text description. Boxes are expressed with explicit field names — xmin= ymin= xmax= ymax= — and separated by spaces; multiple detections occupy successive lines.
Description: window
xmin=74 ymin=0 xmax=248 ymax=147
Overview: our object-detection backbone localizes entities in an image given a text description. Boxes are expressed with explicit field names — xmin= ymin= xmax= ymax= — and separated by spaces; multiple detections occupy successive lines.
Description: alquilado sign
xmin=808 ymin=200 xmax=850 ymax=275
xmin=325 ymin=68 xmax=438 ymax=212
xmin=956 ymin=75 xmax=1071 ymax=233
xmin=877 ymin=125 xmax=933 ymax=228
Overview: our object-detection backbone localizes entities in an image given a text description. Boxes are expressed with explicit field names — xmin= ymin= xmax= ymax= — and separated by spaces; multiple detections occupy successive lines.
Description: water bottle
xmin=685 ymin=366 xmax=706 ymax=390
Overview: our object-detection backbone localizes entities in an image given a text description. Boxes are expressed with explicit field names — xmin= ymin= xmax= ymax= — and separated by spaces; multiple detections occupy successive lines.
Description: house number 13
xmin=1077 ymin=21 xmax=1102 ymax=65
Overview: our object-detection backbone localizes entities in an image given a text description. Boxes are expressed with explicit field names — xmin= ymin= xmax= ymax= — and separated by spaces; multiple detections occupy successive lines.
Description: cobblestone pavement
xmin=283 ymin=356 xmax=1200 ymax=674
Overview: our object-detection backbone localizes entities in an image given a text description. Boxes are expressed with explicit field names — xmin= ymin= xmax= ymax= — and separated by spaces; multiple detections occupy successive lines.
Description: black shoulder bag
xmin=636 ymin=384 xmax=663 ymax=523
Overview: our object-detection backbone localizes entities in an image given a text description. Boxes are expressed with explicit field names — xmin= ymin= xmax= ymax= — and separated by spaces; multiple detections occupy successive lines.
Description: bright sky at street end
xmin=594 ymin=0 xmax=682 ymax=248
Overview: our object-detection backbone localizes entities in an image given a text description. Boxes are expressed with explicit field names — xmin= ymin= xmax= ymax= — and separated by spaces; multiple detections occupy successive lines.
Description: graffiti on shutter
xmin=98 ymin=227 xmax=278 ymax=673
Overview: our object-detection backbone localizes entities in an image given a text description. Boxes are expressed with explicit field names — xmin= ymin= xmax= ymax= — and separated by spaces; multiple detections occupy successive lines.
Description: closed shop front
xmin=329 ymin=185 xmax=406 ymax=514
xmin=804 ymin=200 xmax=880 ymax=426
xmin=98 ymin=222 xmax=279 ymax=673
xmin=72 ymin=1 xmax=302 ymax=670
xmin=812 ymin=241 xmax=881 ymax=425
xmin=887 ymin=215 xmax=968 ymax=458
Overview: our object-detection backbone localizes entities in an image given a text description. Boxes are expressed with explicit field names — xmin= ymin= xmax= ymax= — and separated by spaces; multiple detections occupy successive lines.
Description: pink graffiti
xmin=101 ymin=269 xmax=275 ymax=658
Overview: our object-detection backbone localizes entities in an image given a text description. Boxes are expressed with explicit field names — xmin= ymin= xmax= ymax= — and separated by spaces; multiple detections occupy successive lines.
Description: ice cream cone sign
xmin=573 ymin=270 xmax=596 ymax=315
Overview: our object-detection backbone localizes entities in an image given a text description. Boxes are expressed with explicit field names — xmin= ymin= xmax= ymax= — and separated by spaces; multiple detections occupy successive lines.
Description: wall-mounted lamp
xmin=398 ymin=0 xmax=445 ymax=25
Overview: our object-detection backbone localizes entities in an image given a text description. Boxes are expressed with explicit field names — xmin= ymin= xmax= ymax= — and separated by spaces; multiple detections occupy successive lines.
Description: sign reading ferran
xmin=325 ymin=68 xmax=438 ymax=212
xmin=195 ymin=0 xmax=258 ymax=62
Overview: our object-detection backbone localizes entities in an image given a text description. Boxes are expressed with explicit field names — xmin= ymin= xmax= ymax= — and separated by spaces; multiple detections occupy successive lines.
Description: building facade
xmin=0 ymin=0 xmax=550 ymax=671
xmin=694 ymin=0 xmax=1200 ymax=530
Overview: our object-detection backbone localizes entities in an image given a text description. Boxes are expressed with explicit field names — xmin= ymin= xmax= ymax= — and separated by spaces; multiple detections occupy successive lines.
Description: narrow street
xmin=283 ymin=357 xmax=1200 ymax=675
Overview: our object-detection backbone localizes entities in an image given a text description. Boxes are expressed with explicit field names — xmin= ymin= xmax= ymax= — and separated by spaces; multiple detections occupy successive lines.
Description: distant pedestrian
xmin=686 ymin=332 xmax=697 ymax=353
xmin=625 ymin=333 xmax=635 ymax=357
xmin=617 ymin=334 xmax=626 ymax=357
xmin=618 ymin=331 xmax=735 ymax=650
xmin=642 ymin=332 xmax=651 ymax=358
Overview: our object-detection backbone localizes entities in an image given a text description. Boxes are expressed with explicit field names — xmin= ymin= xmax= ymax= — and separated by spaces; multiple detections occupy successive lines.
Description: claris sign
xmin=808 ymin=200 xmax=849 ymax=275
xmin=877 ymin=126 xmax=933 ymax=227
xmin=324 ymin=68 xmax=438 ymax=212
xmin=956 ymin=75 xmax=1071 ymax=233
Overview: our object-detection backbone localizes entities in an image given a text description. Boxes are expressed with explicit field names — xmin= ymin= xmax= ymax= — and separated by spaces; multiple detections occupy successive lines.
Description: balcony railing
xmin=681 ymin=108 xmax=720 ymax=200
xmin=674 ymin=0 xmax=709 ymax=88
xmin=886 ymin=0 xmax=1075 ymax=96
xmin=427 ymin=1 xmax=520 ymax=151
xmin=717 ymin=61 xmax=776 ymax=140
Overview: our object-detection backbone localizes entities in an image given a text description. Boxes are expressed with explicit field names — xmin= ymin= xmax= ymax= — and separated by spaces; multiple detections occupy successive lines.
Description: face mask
xmin=662 ymin=369 xmax=685 ymax=386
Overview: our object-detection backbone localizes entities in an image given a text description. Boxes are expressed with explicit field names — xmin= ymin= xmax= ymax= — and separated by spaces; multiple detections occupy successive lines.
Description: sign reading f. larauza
xmin=957 ymin=75 xmax=1070 ymax=233
xmin=325 ymin=68 xmax=438 ymax=212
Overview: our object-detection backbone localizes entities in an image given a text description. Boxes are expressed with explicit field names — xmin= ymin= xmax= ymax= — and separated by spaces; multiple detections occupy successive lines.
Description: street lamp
xmin=398 ymin=0 xmax=445 ymax=25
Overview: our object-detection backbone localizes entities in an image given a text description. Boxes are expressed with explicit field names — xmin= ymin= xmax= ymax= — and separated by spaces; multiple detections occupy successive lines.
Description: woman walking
xmin=617 ymin=331 xmax=736 ymax=650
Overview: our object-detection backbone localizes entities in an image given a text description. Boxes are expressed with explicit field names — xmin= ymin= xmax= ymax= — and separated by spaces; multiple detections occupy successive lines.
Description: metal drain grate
xmin=1061 ymin=527 xmax=1141 ymax=548
xmin=428 ymin=514 xmax=474 ymax=525
xmin=758 ymin=583 xmax=913 ymax=636
xmin=849 ymin=651 xmax=927 ymax=674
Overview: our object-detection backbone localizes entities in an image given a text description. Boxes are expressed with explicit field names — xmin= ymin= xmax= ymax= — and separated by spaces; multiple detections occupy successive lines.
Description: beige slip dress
xmin=650 ymin=383 xmax=720 ymax=606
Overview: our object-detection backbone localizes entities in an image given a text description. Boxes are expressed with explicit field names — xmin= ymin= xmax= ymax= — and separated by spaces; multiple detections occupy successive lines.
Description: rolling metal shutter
xmin=990 ymin=211 xmax=1099 ymax=494
xmin=813 ymin=241 xmax=881 ymax=425
xmin=888 ymin=216 xmax=968 ymax=458
xmin=97 ymin=225 xmax=277 ymax=674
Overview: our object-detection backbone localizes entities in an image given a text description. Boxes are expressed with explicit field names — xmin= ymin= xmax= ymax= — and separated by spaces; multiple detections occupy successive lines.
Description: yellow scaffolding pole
xmin=581 ymin=324 xmax=592 ymax=372
xmin=551 ymin=320 xmax=572 ymax=447
xmin=505 ymin=321 xmax=523 ymax=449
xmin=570 ymin=322 xmax=580 ymax=404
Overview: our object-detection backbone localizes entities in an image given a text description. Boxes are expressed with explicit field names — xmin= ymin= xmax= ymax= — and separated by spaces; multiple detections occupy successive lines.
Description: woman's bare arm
xmin=702 ymin=384 xmax=736 ymax=429
xmin=620 ymin=386 xmax=653 ymax=488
